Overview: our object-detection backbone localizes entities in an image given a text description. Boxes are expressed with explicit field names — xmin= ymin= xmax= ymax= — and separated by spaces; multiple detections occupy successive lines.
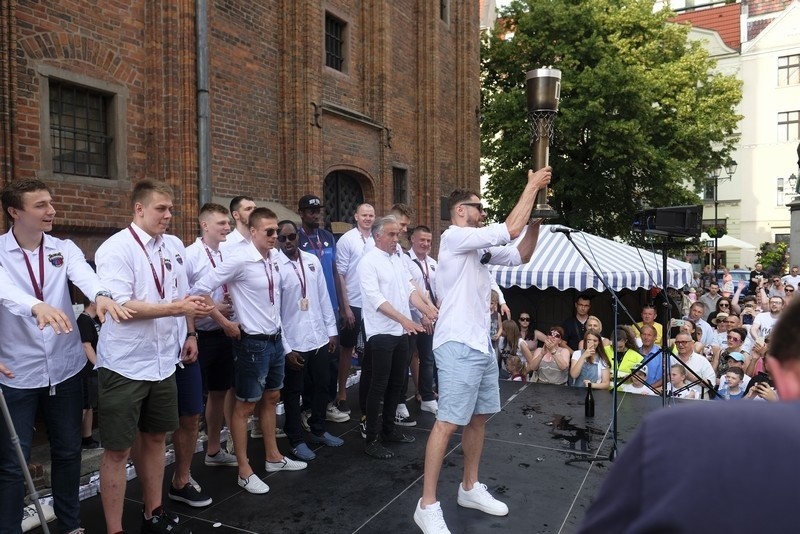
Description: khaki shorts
xmin=98 ymin=368 xmax=179 ymax=450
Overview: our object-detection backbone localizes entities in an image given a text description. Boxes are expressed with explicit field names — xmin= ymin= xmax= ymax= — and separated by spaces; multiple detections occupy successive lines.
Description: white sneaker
xmin=188 ymin=474 xmax=202 ymax=491
xmin=204 ymin=449 xmax=238 ymax=467
xmin=224 ymin=429 xmax=235 ymax=455
xmin=414 ymin=499 xmax=451 ymax=534
xmin=457 ymin=482 xmax=508 ymax=516
xmin=237 ymin=473 xmax=269 ymax=494
xmin=265 ymin=456 xmax=308 ymax=472
xmin=397 ymin=403 xmax=410 ymax=418
xmin=420 ymin=400 xmax=439 ymax=415
xmin=276 ymin=427 xmax=287 ymax=438
xmin=326 ymin=403 xmax=350 ymax=422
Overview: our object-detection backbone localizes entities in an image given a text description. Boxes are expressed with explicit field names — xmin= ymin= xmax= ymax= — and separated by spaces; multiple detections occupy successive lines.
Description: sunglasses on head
xmin=277 ymin=233 xmax=297 ymax=243
xmin=549 ymin=331 xmax=561 ymax=338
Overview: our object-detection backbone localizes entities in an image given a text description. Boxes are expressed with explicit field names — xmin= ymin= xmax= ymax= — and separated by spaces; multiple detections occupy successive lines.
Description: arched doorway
xmin=323 ymin=170 xmax=366 ymax=227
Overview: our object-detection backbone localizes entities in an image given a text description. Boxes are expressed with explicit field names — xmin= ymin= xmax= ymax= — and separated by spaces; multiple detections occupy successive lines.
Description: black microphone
xmin=549 ymin=227 xmax=574 ymax=234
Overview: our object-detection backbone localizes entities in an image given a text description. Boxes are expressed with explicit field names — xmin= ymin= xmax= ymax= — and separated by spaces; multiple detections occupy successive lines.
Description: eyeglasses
xmin=549 ymin=331 xmax=561 ymax=338
xmin=265 ymin=228 xmax=277 ymax=237
xmin=726 ymin=335 xmax=741 ymax=342
xmin=675 ymin=340 xmax=692 ymax=345
xmin=786 ymin=288 xmax=795 ymax=293
xmin=460 ymin=202 xmax=486 ymax=213
xmin=277 ymin=233 xmax=297 ymax=243
xmin=480 ymin=251 xmax=492 ymax=265
xmin=519 ymin=317 xmax=530 ymax=322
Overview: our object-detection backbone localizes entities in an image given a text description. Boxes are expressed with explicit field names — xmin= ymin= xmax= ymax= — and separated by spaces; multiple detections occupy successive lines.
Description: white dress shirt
xmin=191 ymin=241 xmax=288 ymax=353
xmin=406 ymin=252 xmax=437 ymax=321
xmin=358 ymin=247 xmax=414 ymax=341
xmin=277 ymin=249 xmax=337 ymax=352
xmin=96 ymin=223 xmax=182 ymax=381
xmin=185 ymin=237 xmax=226 ymax=331
xmin=221 ymin=227 xmax=246 ymax=249
xmin=0 ymin=263 xmax=40 ymax=317
xmin=163 ymin=234 xmax=190 ymax=347
xmin=0 ymin=229 xmax=106 ymax=388
xmin=433 ymin=223 xmax=522 ymax=354
xmin=336 ymin=227 xmax=373 ymax=308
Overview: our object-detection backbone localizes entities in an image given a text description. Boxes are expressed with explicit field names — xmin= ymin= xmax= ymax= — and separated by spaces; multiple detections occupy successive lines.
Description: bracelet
xmin=186 ymin=332 xmax=198 ymax=339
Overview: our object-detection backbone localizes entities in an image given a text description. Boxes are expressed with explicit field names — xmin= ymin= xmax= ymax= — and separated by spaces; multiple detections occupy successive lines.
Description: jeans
xmin=0 ymin=374 xmax=82 ymax=534
xmin=415 ymin=332 xmax=437 ymax=402
xmin=364 ymin=334 xmax=410 ymax=442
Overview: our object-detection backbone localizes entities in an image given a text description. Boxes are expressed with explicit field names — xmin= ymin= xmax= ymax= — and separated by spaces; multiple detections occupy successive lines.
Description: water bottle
xmin=585 ymin=384 xmax=595 ymax=417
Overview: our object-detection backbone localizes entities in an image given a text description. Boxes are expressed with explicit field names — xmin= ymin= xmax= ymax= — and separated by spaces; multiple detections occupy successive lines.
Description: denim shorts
xmin=434 ymin=341 xmax=500 ymax=426
xmin=232 ymin=336 xmax=285 ymax=402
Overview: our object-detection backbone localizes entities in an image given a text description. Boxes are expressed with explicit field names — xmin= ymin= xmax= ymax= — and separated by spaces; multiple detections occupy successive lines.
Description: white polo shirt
xmin=191 ymin=241 xmax=288 ymax=353
xmin=277 ymin=249 xmax=337 ymax=352
xmin=96 ymin=223 xmax=182 ymax=381
xmin=336 ymin=227 xmax=373 ymax=308
xmin=433 ymin=222 xmax=521 ymax=354
xmin=185 ymin=237 xmax=226 ymax=331
xmin=358 ymin=246 xmax=414 ymax=341
xmin=0 ymin=230 xmax=107 ymax=389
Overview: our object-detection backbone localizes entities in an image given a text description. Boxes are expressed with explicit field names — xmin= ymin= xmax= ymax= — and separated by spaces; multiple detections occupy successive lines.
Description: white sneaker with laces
xmin=420 ymin=400 xmax=439 ymax=415
xmin=457 ymin=482 xmax=508 ymax=516
xmin=397 ymin=403 xmax=410 ymax=418
xmin=414 ymin=499 xmax=451 ymax=534
xmin=326 ymin=403 xmax=350 ymax=422
xmin=205 ymin=449 xmax=238 ymax=467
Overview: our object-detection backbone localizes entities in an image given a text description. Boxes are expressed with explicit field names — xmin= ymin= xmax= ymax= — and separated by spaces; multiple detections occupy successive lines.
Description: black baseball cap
xmin=298 ymin=195 xmax=324 ymax=210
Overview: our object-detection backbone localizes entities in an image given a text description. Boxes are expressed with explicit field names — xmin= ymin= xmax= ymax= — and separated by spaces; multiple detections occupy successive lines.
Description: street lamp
xmin=709 ymin=159 xmax=737 ymax=277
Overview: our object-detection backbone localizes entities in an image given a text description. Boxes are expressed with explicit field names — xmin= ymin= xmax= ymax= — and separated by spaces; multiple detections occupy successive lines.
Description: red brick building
xmin=0 ymin=1 xmax=480 ymax=254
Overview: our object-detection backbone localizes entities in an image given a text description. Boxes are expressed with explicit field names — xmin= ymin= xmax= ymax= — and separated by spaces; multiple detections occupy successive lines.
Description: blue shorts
xmin=175 ymin=361 xmax=204 ymax=417
xmin=434 ymin=341 xmax=500 ymax=426
xmin=232 ymin=336 xmax=285 ymax=402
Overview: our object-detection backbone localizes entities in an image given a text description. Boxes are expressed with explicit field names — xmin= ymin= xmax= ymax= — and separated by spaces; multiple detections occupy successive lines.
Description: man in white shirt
xmin=184 ymin=204 xmax=238 ymax=469
xmin=781 ymin=266 xmax=800 ymax=289
xmin=0 ymin=179 xmax=129 ymax=534
xmin=748 ymin=296 xmax=783 ymax=353
xmin=332 ymin=203 xmax=375 ymax=420
xmin=358 ymin=216 xmax=435 ymax=460
xmin=687 ymin=302 xmax=714 ymax=347
xmin=223 ymin=195 xmax=256 ymax=247
xmin=96 ymin=180 xmax=212 ymax=534
xmin=414 ymin=167 xmax=551 ymax=534
xmin=671 ymin=332 xmax=717 ymax=399
xmin=191 ymin=207 xmax=307 ymax=496
xmin=275 ymin=220 xmax=342 ymax=461
xmin=407 ymin=225 xmax=439 ymax=415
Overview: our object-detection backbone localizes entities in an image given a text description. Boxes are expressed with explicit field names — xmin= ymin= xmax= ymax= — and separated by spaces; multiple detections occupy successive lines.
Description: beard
xmin=305 ymin=220 xmax=320 ymax=229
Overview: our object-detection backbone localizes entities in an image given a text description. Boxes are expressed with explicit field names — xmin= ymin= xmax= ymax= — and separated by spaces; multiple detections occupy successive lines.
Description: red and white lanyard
xmin=128 ymin=226 xmax=165 ymax=299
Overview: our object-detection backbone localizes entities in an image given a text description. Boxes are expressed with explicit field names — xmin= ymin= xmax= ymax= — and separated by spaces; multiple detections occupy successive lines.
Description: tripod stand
xmin=0 ymin=386 xmax=51 ymax=534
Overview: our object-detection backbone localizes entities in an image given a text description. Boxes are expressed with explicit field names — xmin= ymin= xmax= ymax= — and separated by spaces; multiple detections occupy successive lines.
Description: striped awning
xmin=490 ymin=225 xmax=693 ymax=292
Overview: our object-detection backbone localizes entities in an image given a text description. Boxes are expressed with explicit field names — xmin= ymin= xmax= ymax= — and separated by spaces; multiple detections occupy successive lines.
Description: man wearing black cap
xmin=296 ymin=194 xmax=349 ymax=424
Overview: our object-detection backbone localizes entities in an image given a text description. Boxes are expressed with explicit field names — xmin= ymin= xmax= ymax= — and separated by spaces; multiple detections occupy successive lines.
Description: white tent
xmin=490 ymin=225 xmax=693 ymax=292
xmin=699 ymin=232 xmax=757 ymax=251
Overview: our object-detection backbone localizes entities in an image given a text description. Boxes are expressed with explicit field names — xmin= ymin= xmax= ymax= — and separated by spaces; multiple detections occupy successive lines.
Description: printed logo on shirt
xmin=48 ymin=252 xmax=64 ymax=267
xmin=164 ymin=257 xmax=172 ymax=271
xmin=430 ymin=265 xmax=435 ymax=271
xmin=308 ymin=263 xmax=316 ymax=272
xmin=175 ymin=253 xmax=183 ymax=265
xmin=273 ymin=263 xmax=279 ymax=272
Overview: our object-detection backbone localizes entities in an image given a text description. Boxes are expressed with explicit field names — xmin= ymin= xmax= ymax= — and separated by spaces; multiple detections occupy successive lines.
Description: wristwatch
xmin=95 ymin=290 xmax=113 ymax=300
xmin=186 ymin=332 xmax=199 ymax=339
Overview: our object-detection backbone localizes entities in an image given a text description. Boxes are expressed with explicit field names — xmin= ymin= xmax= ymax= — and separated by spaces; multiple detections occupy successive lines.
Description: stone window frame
xmin=37 ymin=64 xmax=129 ymax=188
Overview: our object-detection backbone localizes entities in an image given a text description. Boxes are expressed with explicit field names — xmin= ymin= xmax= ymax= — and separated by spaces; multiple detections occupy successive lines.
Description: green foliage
xmin=706 ymin=226 xmax=726 ymax=238
xmin=757 ymin=242 xmax=789 ymax=276
xmin=481 ymin=0 xmax=742 ymax=238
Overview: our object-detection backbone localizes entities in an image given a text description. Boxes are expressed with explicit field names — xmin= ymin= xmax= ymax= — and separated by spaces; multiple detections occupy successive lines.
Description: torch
xmin=526 ymin=67 xmax=561 ymax=219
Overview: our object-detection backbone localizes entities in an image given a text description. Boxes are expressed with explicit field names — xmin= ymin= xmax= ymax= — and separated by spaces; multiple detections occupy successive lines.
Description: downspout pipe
xmin=197 ymin=0 xmax=211 ymax=206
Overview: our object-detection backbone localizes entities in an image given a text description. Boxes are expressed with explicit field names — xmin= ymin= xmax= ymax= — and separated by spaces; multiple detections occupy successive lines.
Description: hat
xmin=631 ymin=365 xmax=648 ymax=378
xmin=298 ymin=195 xmax=323 ymax=210
xmin=727 ymin=351 xmax=745 ymax=363
xmin=711 ymin=312 xmax=729 ymax=326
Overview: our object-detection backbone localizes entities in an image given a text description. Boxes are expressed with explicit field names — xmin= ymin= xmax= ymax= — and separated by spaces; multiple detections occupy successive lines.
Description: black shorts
xmin=339 ymin=306 xmax=363 ymax=349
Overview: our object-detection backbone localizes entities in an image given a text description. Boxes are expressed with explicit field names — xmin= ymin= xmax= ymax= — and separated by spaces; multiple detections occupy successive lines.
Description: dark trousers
xmin=284 ymin=345 xmax=330 ymax=445
xmin=364 ymin=334 xmax=410 ymax=442
xmin=414 ymin=332 xmax=437 ymax=402
xmin=0 ymin=374 xmax=82 ymax=534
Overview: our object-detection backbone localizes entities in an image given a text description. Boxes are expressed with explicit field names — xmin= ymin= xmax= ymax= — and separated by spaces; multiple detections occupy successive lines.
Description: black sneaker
xmin=168 ymin=482 xmax=213 ymax=507
xmin=335 ymin=399 xmax=351 ymax=415
xmin=359 ymin=416 xmax=367 ymax=439
xmin=382 ymin=428 xmax=416 ymax=443
xmin=141 ymin=506 xmax=189 ymax=533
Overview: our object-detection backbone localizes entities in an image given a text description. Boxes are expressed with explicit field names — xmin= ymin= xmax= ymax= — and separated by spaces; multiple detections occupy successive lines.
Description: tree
xmin=481 ymin=0 xmax=742 ymax=239
xmin=757 ymin=242 xmax=788 ymax=277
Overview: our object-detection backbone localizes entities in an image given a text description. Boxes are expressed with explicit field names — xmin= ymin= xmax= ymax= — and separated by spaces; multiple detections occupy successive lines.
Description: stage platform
xmin=35 ymin=381 xmax=670 ymax=533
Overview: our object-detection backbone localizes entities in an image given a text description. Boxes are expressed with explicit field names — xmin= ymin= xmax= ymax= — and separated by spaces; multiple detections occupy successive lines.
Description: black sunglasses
xmin=265 ymin=228 xmax=277 ymax=237
xmin=277 ymin=233 xmax=297 ymax=243
xmin=461 ymin=202 xmax=485 ymax=212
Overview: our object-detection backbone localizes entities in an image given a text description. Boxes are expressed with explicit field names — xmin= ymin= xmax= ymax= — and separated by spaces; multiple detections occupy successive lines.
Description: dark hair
xmin=248 ymin=207 xmax=277 ymax=228
xmin=278 ymin=219 xmax=297 ymax=231
xmin=767 ymin=298 xmax=800 ymax=363
xmin=549 ymin=325 xmax=565 ymax=338
xmin=2 ymin=179 xmax=52 ymax=215
xmin=199 ymin=202 xmax=229 ymax=217
xmin=390 ymin=203 xmax=414 ymax=219
xmin=728 ymin=327 xmax=747 ymax=343
xmin=447 ymin=188 xmax=481 ymax=213
xmin=726 ymin=366 xmax=744 ymax=379
xmin=576 ymin=293 xmax=592 ymax=304
xmin=230 ymin=195 xmax=255 ymax=213
xmin=716 ymin=298 xmax=732 ymax=312
xmin=412 ymin=225 xmax=432 ymax=235
xmin=131 ymin=179 xmax=174 ymax=209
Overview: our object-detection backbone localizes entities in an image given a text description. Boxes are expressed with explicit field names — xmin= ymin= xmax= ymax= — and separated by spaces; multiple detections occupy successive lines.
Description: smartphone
xmin=671 ymin=319 xmax=685 ymax=327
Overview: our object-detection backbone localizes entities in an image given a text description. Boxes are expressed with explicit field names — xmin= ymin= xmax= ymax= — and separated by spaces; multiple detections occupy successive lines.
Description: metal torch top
xmin=526 ymin=68 xmax=562 ymax=81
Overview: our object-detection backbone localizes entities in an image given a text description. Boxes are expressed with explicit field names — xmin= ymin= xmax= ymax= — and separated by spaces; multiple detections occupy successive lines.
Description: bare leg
xmin=461 ymin=414 xmax=489 ymax=490
xmin=260 ymin=390 xmax=283 ymax=462
xmin=171 ymin=414 xmax=199 ymax=488
xmin=232 ymin=400 xmax=256 ymax=478
xmin=132 ymin=431 xmax=168 ymax=517
xmin=421 ymin=420 xmax=458 ymax=506
xmin=100 ymin=448 xmax=130 ymax=533
xmin=81 ymin=409 xmax=93 ymax=439
xmin=205 ymin=390 xmax=227 ymax=455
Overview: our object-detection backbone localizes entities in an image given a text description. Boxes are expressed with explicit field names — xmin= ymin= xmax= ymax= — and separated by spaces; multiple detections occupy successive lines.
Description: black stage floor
xmin=55 ymin=382 xmax=669 ymax=533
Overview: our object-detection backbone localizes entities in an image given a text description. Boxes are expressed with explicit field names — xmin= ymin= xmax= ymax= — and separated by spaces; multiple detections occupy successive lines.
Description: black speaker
xmin=632 ymin=205 xmax=702 ymax=238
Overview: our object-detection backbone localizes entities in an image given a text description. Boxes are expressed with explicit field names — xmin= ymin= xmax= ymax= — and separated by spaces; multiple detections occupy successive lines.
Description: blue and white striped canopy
xmin=490 ymin=225 xmax=693 ymax=292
